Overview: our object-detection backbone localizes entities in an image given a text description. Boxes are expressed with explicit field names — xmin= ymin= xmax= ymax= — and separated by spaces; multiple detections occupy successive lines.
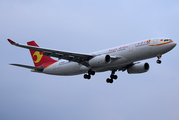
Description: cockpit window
xmin=164 ymin=39 xmax=172 ymax=42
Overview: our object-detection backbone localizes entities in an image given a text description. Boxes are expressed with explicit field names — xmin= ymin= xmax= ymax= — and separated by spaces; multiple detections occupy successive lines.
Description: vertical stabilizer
xmin=27 ymin=41 xmax=57 ymax=67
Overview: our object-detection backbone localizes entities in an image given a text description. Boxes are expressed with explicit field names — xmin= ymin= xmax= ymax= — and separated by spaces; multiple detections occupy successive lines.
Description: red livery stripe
xmin=148 ymin=41 xmax=173 ymax=46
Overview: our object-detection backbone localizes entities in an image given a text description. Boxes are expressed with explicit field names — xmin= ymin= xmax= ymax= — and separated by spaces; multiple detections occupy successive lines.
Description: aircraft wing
xmin=8 ymin=39 xmax=94 ymax=67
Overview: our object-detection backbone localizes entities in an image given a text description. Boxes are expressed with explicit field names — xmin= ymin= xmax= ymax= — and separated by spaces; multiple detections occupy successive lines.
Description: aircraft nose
xmin=173 ymin=41 xmax=177 ymax=47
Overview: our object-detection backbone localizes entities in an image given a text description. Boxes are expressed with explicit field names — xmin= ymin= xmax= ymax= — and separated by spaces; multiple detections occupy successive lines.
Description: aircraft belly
xmin=43 ymin=62 xmax=86 ymax=76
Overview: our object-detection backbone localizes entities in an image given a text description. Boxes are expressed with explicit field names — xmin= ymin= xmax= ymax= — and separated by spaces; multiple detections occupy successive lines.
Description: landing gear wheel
xmin=106 ymin=78 xmax=113 ymax=83
xmin=91 ymin=71 xmax=95 ymax=76
xmin=87 ymin=75 xmax=91 ymax=79
xmin=84 ymin=69 xmax=95 ymax=80
xmin=157 ymin=60 xmax=162 ymax=64
xmin=156 ymin=54 xmax=162 ymax=64
xmin=114 ymin=75 xmax=118 ymax=80
xmin=84 ymin=74 xmax=91 ymax=79
xmin=106 ymin=78 xmax=110 ymax=83
xmin=110 ymin=75 xmax=118 ymax=80
xmin=110 ymin=79 xmax=113 ymax=83
xmin=106 ymin=70 xmax=117 ymax=83
xmin=88 ymin=70 xmax=95 ymax=76
xmin=84 ymin=74 xmax=88 ymax=79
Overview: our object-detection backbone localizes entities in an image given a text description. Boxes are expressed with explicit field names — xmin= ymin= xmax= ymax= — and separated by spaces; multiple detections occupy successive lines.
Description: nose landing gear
xmin=156 ymin=54 xmax=162 ymax=64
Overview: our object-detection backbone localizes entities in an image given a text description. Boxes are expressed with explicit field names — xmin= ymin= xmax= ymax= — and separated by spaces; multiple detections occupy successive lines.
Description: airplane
xmin=7 ymin=38 xmax=176 ymax=83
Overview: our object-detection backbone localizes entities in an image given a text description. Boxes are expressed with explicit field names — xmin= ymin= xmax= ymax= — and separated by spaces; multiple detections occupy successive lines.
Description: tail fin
xmin=27 ymin=41 xmax=57 ymax=67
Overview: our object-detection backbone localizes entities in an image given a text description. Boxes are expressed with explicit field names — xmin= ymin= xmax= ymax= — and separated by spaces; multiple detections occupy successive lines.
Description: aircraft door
xmin=127 ymin=44 xmax=137 ymax=60
xmin=153 ymin=39 xmax=158 ymax=45
xmin=129 ymin=44 xmax=134 ymax=52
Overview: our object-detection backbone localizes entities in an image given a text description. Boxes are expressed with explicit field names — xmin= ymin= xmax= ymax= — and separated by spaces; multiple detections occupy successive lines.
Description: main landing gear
xmin=156 ymin=54 xmax=162 ymax=64
xmin=84 ymin=69 xmax=95 ymax=80
xmin=106 ymin=70 xmax=118 ymax=84
xmin=84 ymin=69 xmax=118 ymax=84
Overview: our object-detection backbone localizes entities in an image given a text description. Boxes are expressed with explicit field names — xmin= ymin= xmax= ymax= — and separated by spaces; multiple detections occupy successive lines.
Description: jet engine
xmin=127 ymin=62 xmax=149 ymax=74
xmin=89 ymin=54 xmax=111 ymax=66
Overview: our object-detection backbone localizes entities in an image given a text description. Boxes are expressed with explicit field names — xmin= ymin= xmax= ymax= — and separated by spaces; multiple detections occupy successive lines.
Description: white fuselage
xmin=42 ymin=38 xmax=176 ymax=75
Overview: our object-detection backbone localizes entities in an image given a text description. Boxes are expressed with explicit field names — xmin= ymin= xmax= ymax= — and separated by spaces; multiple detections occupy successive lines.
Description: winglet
xmin=7 ymin=39 xmax=16 ymax=44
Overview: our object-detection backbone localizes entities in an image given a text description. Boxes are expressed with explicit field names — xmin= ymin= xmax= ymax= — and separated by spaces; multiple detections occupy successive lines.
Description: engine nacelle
xmin=127 ymin=62 xmax=149 ymax=74
xmin=89 ymin=54 xmax=111 ymax=66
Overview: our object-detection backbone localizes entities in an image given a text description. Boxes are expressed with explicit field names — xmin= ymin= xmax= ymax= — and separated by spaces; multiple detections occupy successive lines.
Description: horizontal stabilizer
xmin=10 ymin=64 xmax=44 ymax=72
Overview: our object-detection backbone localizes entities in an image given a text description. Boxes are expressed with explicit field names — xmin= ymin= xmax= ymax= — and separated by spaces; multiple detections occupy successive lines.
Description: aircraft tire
xmin=84 ymin=74 xmax=88 ymax=79
xmin=106 ymin=78 xmax=113 ymax=83
xmin=106 ymin=78 xmax=110 ymax=83
xmin=91 ymin=71 xmax=95 ymax=76
xmin=87 ymin=75 xmax=91 ymax=79
xmin=110 ymin=79 xmax=113 ymax=83
xmin=114 ymin=75 xmax=118 ymax=80
xmin=110 ymin=75 xmax=118 ymax=80
xmin=88 ymin=70 xmax=95 ymax=76
xmin=157 ymin=60 xmax=162 ymax=64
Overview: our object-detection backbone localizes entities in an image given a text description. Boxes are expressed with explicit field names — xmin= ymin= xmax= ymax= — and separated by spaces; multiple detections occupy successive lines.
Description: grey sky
xmin=1 ymin=0 xmax=179 ymax=120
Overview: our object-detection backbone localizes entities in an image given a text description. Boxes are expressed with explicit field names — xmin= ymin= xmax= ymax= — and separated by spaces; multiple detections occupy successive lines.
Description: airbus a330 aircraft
xmin=8 ymin=38 xmax=176 ymax=83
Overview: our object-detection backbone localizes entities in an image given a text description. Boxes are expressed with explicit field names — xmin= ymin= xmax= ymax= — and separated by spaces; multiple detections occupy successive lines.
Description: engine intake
xmin=89 ymin=54 xmax=111 ymax=66
xmin=127 ymin=62 xmax=149 ymax=74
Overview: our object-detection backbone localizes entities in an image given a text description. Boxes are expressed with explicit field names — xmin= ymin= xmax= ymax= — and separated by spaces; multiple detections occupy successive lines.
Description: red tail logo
xmin=27 ymin=41 xmax=57 ymax=67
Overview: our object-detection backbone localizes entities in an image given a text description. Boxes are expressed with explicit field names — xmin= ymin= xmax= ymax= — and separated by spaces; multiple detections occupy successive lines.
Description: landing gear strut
xmin=106 ymin=70 xmax=118 ymax=84
xmin=156 ymin=54 xmax=162 ymax=64
xmin=84 ymin=69 xmax=95 ymax=80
